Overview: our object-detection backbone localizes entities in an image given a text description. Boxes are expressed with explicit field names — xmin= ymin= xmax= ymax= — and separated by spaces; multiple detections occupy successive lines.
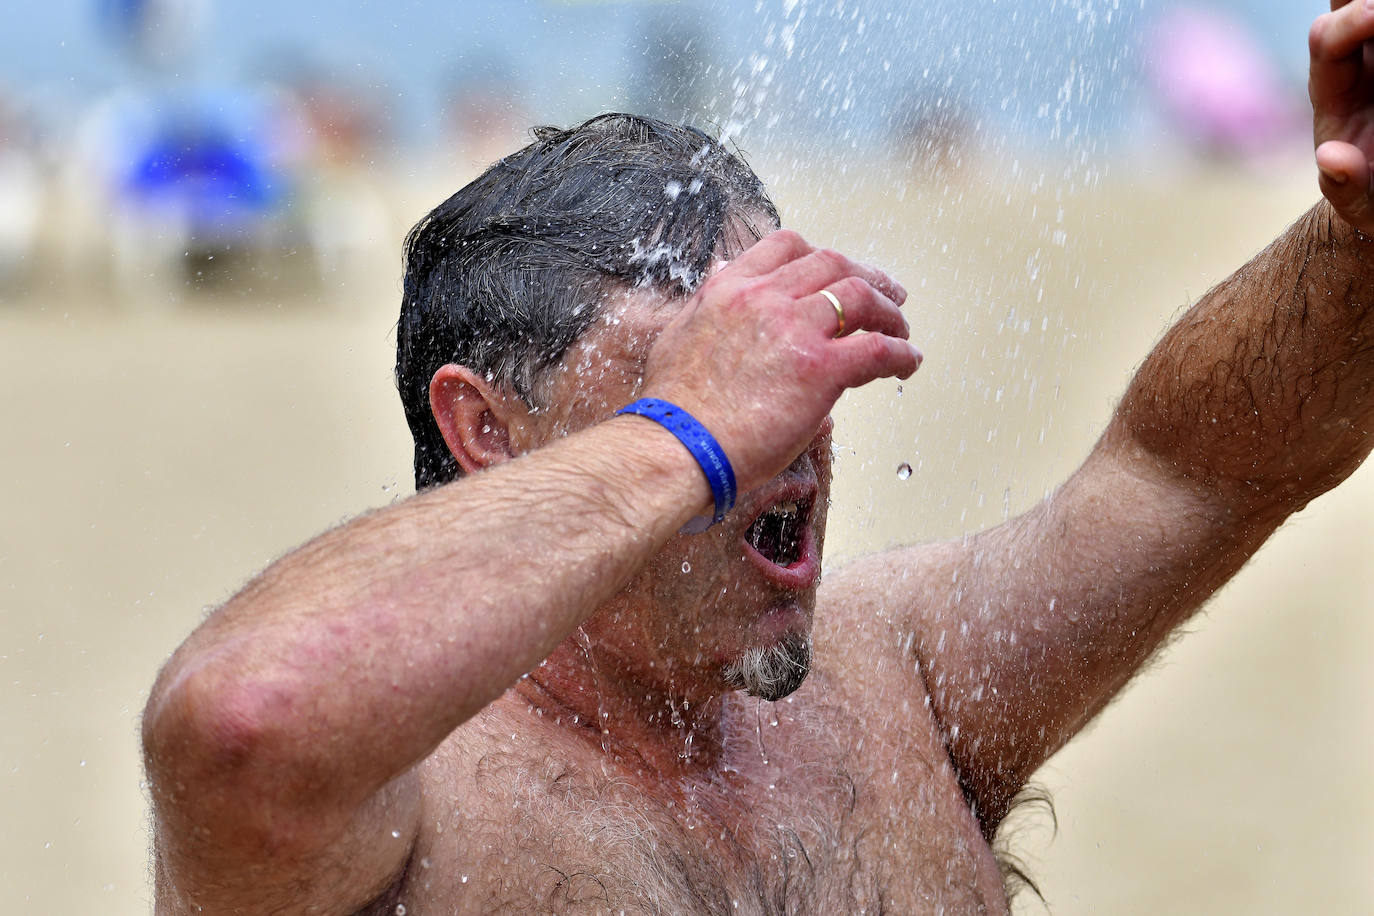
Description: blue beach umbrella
xmin=123 ymin=115 xmax=282 ymax=237
xmin=92 ymin=81 xmax=293 ymax=243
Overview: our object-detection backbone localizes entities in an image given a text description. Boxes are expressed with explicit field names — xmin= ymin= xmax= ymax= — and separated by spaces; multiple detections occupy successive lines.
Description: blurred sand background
xmin=2 ymin=145 xmax=1371 ymax=915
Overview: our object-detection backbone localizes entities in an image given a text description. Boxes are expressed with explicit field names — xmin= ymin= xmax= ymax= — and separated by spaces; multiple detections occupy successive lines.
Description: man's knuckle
xmin=724 ymin=279 xmax=769 ymax=315
xmin=737 ymin=276 xmax=770 ymax=302
xmin=836 ymin=275 xmax=863 ymax=295
xmin=793 ymin=345 xmax=826 ymax=376
xmin=1309 ymin=17 xmax=1329 ymax=56
xmin=861 ymin=333 xmax=890 ymax=360
xmin=817 ymin=248 xmax=851 ymax=272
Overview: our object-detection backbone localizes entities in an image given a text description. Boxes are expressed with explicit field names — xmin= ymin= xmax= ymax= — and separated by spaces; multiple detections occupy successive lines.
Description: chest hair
xmin=453 ymin=721 xmax=881 ymax=914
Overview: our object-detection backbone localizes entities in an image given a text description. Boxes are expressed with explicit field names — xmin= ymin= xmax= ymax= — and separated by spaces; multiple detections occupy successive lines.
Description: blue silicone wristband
xmin=615 ymin=398 xmax=737 ymax=525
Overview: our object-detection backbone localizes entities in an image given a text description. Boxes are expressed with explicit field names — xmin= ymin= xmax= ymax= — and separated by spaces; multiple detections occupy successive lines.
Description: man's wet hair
xmin=397 ymin=112 xmax=780 ymax=490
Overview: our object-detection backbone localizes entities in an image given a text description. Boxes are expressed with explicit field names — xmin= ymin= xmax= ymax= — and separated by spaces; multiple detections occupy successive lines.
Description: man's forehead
xmin=532 ymin=292 xmax=664 ymax=425
xmin=576 ymin=286 xmax=678 ymax=362
xmin=551 ymin=215 xmax=776 ymax=401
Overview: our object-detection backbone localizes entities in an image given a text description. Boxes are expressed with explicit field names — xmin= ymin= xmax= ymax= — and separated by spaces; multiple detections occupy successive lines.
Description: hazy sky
xmin=1 ymin=1 xmax=1319 ymax=147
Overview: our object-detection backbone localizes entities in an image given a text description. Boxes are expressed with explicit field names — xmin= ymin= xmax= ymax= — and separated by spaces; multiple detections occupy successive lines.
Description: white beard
xmin=722 ymin=632 xmax=812 ymax=701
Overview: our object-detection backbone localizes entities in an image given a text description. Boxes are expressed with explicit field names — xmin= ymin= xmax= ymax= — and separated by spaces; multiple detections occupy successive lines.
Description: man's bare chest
xmin=395 ymin=696 xmax=1007 ymax=915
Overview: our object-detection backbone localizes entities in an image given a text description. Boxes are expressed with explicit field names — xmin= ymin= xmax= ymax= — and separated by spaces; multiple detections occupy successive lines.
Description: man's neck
xmin=514 ymin=635 xmax=732 ymax=781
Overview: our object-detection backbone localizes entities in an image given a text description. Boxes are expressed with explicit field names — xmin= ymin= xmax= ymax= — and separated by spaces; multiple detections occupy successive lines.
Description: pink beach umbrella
xmin=1144 ymin=4 xmax=1297 ymax=155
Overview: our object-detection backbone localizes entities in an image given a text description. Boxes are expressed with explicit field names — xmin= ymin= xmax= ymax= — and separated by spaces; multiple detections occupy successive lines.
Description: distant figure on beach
xmin=0 ymin=92 xmax=42 ymax=289
xmin=143 ymin=6 xmax=1374 ymax=913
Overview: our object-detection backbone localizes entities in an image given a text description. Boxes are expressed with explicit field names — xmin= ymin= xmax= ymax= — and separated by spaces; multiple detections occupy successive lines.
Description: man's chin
xmin=722 ymin=632 xmax=812 ymax=701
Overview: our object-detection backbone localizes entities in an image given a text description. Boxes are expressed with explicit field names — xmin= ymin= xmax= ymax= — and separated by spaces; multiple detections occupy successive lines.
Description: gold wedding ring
xmin=819 ymin=289 xmax=845 ymax=338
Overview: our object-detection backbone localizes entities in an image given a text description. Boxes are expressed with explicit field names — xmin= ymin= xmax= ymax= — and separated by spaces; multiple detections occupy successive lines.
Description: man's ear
xmin=429 ymin=365 xmax=521 ymax=473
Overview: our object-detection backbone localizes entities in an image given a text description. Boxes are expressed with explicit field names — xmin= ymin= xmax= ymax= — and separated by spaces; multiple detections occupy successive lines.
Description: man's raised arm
xmin=834 ymin=1 xmax=1374 ymax=833
xmin=140 ymin=229 xmax=918 ymax=914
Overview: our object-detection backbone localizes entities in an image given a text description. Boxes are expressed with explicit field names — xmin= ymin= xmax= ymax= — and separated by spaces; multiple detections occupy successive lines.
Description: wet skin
xmin=392 ymin=627 xmax=1009 ymax=914
xmin=147 ymin=205 xmax=1374 ymax=916
xmin=143 ymin=209 xmax=1374 ymax=916
xmin=145 ymin=7 xmax=1374 ymax=912
xmin=370 ymin=302 xmax=1008 ymax=912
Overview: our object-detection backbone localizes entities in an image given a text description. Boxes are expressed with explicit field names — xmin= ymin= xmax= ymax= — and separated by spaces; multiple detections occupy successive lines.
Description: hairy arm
xmin=143 ymin=419 xmax=712 ymax=913
xmin=835 ymin=200 xmax=1374 ymax=834
xmin=141 ymin=228 xmax=917 ymax=913
xmin=833 ymin=1 xmax=1374 ymax=834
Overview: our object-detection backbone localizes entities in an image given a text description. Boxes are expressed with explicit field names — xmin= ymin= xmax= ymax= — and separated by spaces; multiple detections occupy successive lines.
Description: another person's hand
xmin=641 ymin=229 xmax=921 ymax=493
xmin=1311 ymin=0 xmax=1374 ymax=231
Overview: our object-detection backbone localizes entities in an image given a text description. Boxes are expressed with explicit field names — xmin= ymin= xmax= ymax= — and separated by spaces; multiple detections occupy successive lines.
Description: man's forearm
xmin=908 ymin=201 xmax=1374 ymax=830
xmin=1116 ymin=200 xmax=1374 ymax=516
xmin=143 ymin=415 xmax=708 ymax=833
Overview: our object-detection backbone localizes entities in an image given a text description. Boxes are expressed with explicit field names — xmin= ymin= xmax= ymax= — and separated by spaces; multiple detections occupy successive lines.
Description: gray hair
xmin=396 ymin=112 xmax=778 ymax=489
xmin=723 ymin=632 xmax=813 ymax=701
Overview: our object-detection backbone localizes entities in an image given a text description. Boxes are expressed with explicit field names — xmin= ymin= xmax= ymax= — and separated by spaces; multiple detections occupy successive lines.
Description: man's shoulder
xmin=415 ymin=686 xmax=636 ymax=822
xmin=814 ymin=539 xmax=959 ymax=664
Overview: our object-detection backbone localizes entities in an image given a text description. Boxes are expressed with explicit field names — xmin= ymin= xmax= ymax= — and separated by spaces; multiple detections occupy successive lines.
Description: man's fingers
xmin=771 ymin=247 xmax=908 ymax=306
xmin=1317 ymin=140 xmax=1374 ymax=227
xmin=1310 ymin=20 xmax=1363 ymax=111
xmin=829 ymin=332 xmax=923 ymax=392
xmin=808 ymin=278 xmax=909 ymax=340
xmin=726 ymin=229 xmax=814 ymax=278
xmin=727 ymin=231 xmax=909 ymax=309
xmin=1317 ymin=139 xmax=1371 ymax=185
xmin=1310 ymin=2 xmax=1374 ymax=67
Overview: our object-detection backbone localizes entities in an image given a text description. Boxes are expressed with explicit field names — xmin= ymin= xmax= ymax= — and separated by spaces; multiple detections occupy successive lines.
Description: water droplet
xmin=896 ymin=463 xmax=913 ymax=480
xmin=681 ymin=561 xmax=691 ymax=573
xmin=461 ymin=875 xmax=469 ymax=884
xmin=391 ymin=830 xmax=400 ymax=839
xmin=896 ymin=385 xmax=903 ymax=396
xmin=395 ymin=905 xmax=406 ymax=915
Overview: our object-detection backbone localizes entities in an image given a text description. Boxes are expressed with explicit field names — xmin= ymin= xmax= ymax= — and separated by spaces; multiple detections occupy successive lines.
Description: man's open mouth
xmin=744 ymin=497 xmax=810 ymax=568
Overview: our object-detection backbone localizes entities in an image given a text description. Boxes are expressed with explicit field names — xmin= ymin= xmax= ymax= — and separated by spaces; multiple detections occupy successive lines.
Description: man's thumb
xmin=1316 ymin=141 xmax=1374 ymax=229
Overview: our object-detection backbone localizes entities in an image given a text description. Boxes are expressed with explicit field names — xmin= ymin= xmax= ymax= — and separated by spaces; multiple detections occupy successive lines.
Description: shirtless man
xmin=142 ymin=6 xmax=1374 ymax=913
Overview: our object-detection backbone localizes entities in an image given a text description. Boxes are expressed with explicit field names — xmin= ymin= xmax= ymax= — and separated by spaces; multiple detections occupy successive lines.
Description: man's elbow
xmin=145 ymin=652 xmax=274 ymax=770
xmin=141 ymin=655 xmax=335 ymax=852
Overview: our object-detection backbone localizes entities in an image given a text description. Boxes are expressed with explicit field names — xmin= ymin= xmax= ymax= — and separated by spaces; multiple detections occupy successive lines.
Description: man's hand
xmin=641 ymin=229 xmax=922 ymax=494
xmin=1311 ymin=0 xmax=1374 ymax=230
